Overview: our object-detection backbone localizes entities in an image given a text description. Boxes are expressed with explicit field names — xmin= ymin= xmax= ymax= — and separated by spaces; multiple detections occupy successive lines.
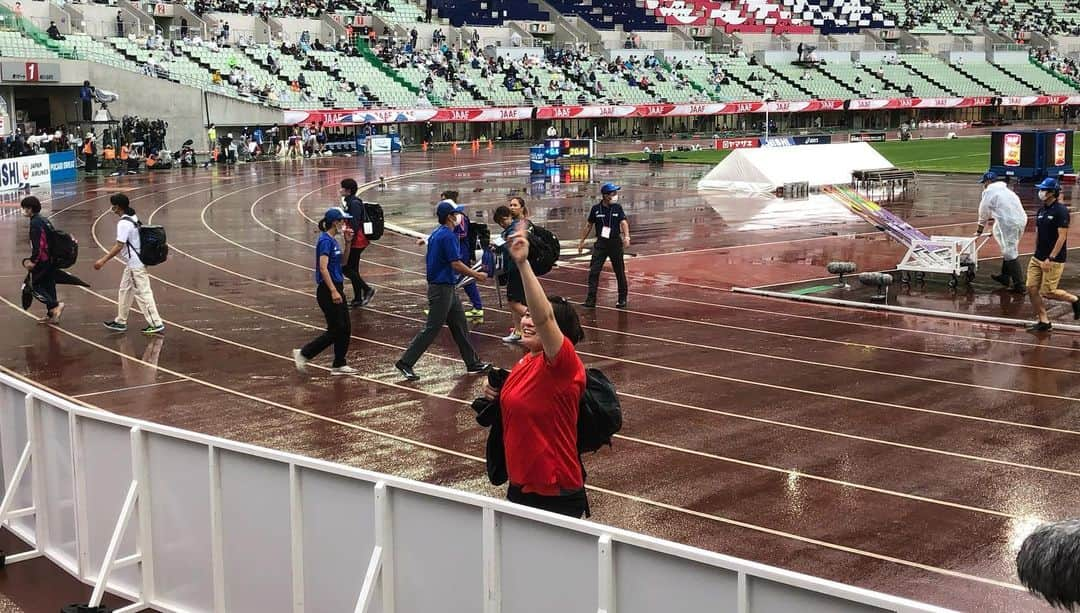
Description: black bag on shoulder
xmin=527 ymin=224 xmax=561 ymax=276
xmin=122 ymin=216 xmax=168 ymax=266
xmin=363 ymin=201 xmax=384 ymax=240
xmin=44 ymin=220 xmax=79 ymax=269
xmin=577 ymin=368 xmax=622 ymax=453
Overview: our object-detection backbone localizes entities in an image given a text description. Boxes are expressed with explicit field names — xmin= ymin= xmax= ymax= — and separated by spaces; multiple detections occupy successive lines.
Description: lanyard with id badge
xmin=600 ymin=205 xmax=614 ymax=239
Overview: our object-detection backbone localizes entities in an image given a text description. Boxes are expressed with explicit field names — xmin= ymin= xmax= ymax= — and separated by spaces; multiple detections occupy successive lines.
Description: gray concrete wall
xmin=82 ymin=62 xmax=282 ymax=149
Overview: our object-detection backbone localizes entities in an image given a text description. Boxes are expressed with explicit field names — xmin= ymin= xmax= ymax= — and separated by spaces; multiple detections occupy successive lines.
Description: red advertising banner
xmin=283 ymin=94 xmax=1076 ymax=125
xmin=534 ymin=105 xmax=638 ymax=119
xmin=714 ymin=137 xmax=760 ymax=150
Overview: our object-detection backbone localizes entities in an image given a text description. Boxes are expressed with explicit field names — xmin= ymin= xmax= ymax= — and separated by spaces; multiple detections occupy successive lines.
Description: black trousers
xmin=399 ymin=283 xmax=481 ymax=368
xmin=81 ymin=100 xmax=92 ymax=122
xmin=507 ymin=484 xmax=589 ymax=518
xmin=31 ymin=263 xmax=59 ymax=311
xmin=343 ymin=246 xmax=371 ymax=301
xmin=586 ymin=240 xmax=627 ymax=302
xmin=301 ymin=282 xmax=351 ymax=367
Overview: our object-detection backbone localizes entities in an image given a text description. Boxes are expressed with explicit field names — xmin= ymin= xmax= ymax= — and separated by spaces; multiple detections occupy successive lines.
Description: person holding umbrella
xmin=20 ymin=196 xmax=64 ymax=323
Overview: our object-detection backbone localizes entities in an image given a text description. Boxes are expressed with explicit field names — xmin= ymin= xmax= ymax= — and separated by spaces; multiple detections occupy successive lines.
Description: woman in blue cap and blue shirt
xmin=293 ymin=207 xmax=357 ymax=375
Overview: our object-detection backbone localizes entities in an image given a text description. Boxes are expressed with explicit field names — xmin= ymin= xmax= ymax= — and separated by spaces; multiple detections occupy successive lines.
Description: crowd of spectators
xmin=972 ymin=0 xmax=1080 ymax=39
xmin=1032 ymin=47 xmax=1080 ymax=82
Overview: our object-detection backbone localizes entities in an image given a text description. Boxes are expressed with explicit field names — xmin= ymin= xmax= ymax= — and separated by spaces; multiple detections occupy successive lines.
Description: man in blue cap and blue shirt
xmin=1026 ymin=177 xmax=1080 ymax=332
xmin=578 ymin=182 xmax=630 ymax=308
xmin=975 ymin=171 xmax=1027 ymax=293
xmin=396 ymin=200 xmax=492 ymax=381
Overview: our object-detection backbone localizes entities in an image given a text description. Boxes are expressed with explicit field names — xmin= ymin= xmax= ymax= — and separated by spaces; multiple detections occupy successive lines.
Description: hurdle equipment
xmin=858 ymin=272 xmax=893 ymax=302
xmin=824 ymin=186 xmax=988 ymax=288
xmin=826 ymin=261 xmax=857 ymax=289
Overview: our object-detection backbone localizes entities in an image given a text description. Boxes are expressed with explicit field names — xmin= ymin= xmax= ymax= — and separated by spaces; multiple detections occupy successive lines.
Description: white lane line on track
xmin=3 ymin=295 xmax=1028 ymax=594
xmin=147 ymin=174 xmax=1080 ymax=482
xmin=199 ymin=168 xmax=1080 ymax=433
xmin=246 ymin=181 xmax=1080 ymax=389
xmin=82 ymin=174 xmax=1070 ymax=519
xmin=73 ymin=378 xmax=187 ymax=398
xmin=283 ymin=181 xmax=1080 ymax=357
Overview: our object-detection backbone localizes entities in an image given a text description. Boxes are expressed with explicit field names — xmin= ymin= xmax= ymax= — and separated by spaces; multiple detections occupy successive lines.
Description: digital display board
xmin=990 ymin=131 xmax=1037 ymax=169
xmin=545 ymin=138 xmax=593 ymax=159
xmin=1043 ymin=131 xmax=1074 ymax=168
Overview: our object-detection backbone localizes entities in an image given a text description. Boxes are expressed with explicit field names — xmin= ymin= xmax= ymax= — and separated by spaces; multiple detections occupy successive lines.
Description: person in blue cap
xmin=1026 ymin=177 xmax=1080 ymax=332
xmin=578 ymin=182 xmax=630 ymax=308
xmin=293 ymin=207 xmax=356 ymax=375
xmin=975 ymin=171 xmax=1027 ymax=293
xmin=395 ymin=200 xmax=492 ymax=381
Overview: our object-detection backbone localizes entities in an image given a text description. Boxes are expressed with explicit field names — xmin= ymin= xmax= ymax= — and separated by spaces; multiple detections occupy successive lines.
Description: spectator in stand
xmin=47 ymin=21 xmax=65 ymax=41
xmin=116 ymin=11 xmax=124 ymax=37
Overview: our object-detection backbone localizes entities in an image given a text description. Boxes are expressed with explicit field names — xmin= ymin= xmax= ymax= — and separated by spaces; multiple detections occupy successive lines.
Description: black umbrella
xmin=21 ymin=269 xmax=90 ymax=310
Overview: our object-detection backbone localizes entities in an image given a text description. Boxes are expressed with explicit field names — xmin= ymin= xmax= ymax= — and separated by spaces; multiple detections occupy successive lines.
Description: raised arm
xmin=508 ymin=224 xmax=563 ymax=359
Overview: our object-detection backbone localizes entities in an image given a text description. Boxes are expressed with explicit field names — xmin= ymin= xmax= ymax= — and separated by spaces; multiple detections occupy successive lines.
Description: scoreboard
xmin=989 ymin=130 xmax=1073 ymax=180
xmin=545 ymin=139 xmax=594 ymax=159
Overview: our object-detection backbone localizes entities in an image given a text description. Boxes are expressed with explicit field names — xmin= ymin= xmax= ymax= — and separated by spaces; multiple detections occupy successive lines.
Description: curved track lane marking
xmin=243 ymin=184 xmax=1080 ymax=403
xmin=77 ymin=179 xmax=1077 ymax=521
xmin=2 ymin=296 xmax=1029 ymax=594
xmin=283 ymin=180 xmax=1080 ymax=359
xmin=134 ymin=182 xmax=1080 ymax=489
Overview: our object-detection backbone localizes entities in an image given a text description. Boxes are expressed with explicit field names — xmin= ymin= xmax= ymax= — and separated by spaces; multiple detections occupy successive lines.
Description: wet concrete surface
xmin=0 ymin=149 xmax=1077 ymax=611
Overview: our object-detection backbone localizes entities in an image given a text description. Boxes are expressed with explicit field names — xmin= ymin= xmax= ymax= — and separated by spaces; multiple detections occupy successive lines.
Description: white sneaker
xmin=292 ymin=349 xmax=308 ymax=372
xmin=502 ymin=331 xmax=522 ymax=343
xmin=331 ymin=365 xmax=358 ymax=376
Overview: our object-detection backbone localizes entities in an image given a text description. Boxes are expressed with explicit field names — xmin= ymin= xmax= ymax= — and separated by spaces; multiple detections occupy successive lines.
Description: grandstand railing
xmin=0 ymin=368 xmax=957 ymax=613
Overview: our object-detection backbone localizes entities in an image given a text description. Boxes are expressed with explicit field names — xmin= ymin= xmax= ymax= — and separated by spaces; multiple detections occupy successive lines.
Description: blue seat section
xmin=432 ymin=0 xmax=550 ymax=27
xmin=545 ymin=0 xmax=668 ymax=30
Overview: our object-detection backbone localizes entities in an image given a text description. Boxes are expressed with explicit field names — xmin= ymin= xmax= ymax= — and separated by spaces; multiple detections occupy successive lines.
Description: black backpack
xmin=577 ymin=368 xmax=622 ymax=453
xmin=528 ymin=224 xmax=561 ymax=276
xmin=44 ymin=220 xmax=78 ymax=269
xmin=122 ymin=216 xmax=168 ymax=266
xmin=363 ymin=201 xmax=384 ymax=240
xmin=469 ymin=221 xmax=491 ymax=251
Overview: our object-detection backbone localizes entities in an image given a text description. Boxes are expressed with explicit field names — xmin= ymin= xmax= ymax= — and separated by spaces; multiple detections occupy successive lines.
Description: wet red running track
xmin=3 ymin=149 xmax=1080 ymax=612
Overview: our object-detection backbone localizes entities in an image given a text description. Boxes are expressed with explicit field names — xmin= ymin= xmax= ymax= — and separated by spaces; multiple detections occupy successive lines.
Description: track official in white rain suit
xmin=976 ymin=171 xmax=1028 ymax=293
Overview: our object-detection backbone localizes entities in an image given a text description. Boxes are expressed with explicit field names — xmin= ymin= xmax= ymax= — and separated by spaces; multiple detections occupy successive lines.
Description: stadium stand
xmin=646 ymin=0 xmax=892 ymax=33
xmin=546 ymin=0 xmax=669 ymax=31
xmin=429 ymin=0 xmax=549 ymax=27
xmin=901 ymin=55 xmax=989 ymax=96
xmin=820 ymin=60 xmax=897 ymax=97
xmin=881 ymin=0 xmax=974 ymax=34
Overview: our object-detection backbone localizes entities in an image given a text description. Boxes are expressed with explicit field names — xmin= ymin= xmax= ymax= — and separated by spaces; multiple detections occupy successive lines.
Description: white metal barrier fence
xmin=0 ymin=370 xmax=953 ymax=613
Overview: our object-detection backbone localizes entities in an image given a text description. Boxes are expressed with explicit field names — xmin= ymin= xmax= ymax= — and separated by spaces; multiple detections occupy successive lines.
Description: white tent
xmin=697 ymin=142 xmax=895 ymax=192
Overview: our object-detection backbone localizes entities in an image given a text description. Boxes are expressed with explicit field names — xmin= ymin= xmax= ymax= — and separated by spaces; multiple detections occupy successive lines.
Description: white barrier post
xmin=597 ymin=534 xmax=615 ymax=613
xmin=209 ymin=445 xmax=227 ymax=613
xmin=354 ymin=480 xmax=395 ymax=613
xmin=290 ymin=464 xmax=305 ymax=613
xmin=70 ymin=412 xmax=91 ymax=579
xmin=131 ymin=426 xmax=156 ymax=603
xmin=482 ymin=506 xmax=501 ymax=613
xmin=88 ymin=480 xmax=140 ymax=608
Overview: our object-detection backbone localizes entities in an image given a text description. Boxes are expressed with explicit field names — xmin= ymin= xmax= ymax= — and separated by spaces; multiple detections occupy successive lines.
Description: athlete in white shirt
xmin=93 ymin=193 xmax=165 ymax=333
xmin=976 ymin=171 xmax=1028 ymax=293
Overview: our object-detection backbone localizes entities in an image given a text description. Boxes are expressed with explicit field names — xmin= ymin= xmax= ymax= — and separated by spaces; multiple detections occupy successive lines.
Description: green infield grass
xmin=609 ymin=136 xmax=1075 ymax=174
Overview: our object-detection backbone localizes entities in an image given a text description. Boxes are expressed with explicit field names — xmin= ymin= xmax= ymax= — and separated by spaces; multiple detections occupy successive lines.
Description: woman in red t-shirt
xmin=485 ymin=224 xmax=588 ymax=517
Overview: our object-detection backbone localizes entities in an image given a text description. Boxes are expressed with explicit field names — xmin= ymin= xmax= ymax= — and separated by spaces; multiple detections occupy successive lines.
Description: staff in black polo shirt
xmin=578 ymin=182 xmax=630 ymax=309
xmin=1026 ymin=177 xmax=1080 ymax=332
